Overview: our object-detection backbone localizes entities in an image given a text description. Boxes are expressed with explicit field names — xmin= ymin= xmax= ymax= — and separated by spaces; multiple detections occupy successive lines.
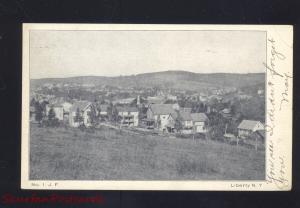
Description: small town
xmin=29 ymin=75 xmax=266 ymax=181
xmin=30 ymin=77 xmax=265 ymax=150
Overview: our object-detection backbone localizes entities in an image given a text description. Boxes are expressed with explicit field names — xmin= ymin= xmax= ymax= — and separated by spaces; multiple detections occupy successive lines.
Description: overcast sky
xmin=30 ymin=30 xmax=266 ymax=79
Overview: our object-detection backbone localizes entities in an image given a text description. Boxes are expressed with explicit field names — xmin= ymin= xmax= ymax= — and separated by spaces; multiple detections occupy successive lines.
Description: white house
xmin=178 ymin=111 xmax=193 ymax=134
xmin=237 ymin=120 xmax=264 ymax=138
xmin=117 ymin=106 xmax=139 ymax=127
xmin=69 ymin=101 xmax=93 ymax=127
xmin=45 ymin=104 xmax=64 ymax=121
xmin=60 ymin=101 xmax=72 ymax=121
xmin=48 ymin=97 xmax=72 ymax=121
xmin=167 ymin=94 xmax=177 ymax=101
xmin=61 ymin=102 xmax=72 ymax=113
xmin=30 ymin=106 xmax=36 ymax=122
xmin=147 ymin=104 xmax=177 ymax=132
xmin=191 ymin=113 xmax=209 ymax=133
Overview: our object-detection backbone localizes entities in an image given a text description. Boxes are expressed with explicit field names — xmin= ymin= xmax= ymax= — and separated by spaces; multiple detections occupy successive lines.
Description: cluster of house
xmin=30 ymin=99 xmax=208 ymax=134
xmin=30 ymin=99 xmax=139 ymax=128
xmin=144 ymin=103 xmax=209 ymax=134
xmin=30 ymin=95 xmax=265 ymax=140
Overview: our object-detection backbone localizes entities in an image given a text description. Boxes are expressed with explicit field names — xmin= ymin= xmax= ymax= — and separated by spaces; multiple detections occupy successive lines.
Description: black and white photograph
xmin=21 ymin=24 xmax=292 ymax=190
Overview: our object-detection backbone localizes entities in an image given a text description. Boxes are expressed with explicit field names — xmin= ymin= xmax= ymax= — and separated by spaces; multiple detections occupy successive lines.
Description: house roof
xmin=47 ymin=103 xmax=63 ymax=108
xmin=179 ymin=110 xmax=192 ymax=121
xmin=49 ymin=97 xmax=66 ymax=105
xmin=149 ymin=104 xmax=176 ymax=116
xmin=147 ymin=96 xmax=166 ymax=104
xmin=182 ymin=107 xmax=192 ymax=112
xmin=117 ymin=106 xmax=139 ymax=112
xmin=191 ymin=113 xmax=208 ymax=122
xmin=238 ymin=120 xmax=261 ymax=130
xmin=114 ymin=98 xmax=135 ymax=104
xmin=70 ymin=101 xmax=92 ymax=112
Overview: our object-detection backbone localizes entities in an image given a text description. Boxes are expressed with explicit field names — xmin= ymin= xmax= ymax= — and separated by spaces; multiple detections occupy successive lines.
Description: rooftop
xmin=47 ymin=103 xmax=64 ymax=108
xmin=238 ymin=120 xmax=262 ymax=130
xmin=191 ymin=113 xmax=208 ymax=122
xmin=179 ymin=110 xmax=192 ymax=121
xmin=147 ymin=96 xmax=166 ymax=104
xmin=70 ymin=101 xmax=92 ymax=112
xmin=149 ymin=104 xmax=176 ymax=116
xmin=117 ymin=106 xmax=139 ymax=112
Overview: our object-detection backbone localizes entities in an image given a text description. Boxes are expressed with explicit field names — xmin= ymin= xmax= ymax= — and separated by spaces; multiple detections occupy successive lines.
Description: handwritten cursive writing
xmin=279 ymin=73 xmax=292 ymax=111
xmin=264 ymin=37 xmax=292 ymax=135
xmin=265 ymin=81 xmax=275 ymax=136
xmin=267 ymin=142 xmax=289 ymax=190
xmin=264 ymin=37 xmax=291 ymax=190
xmin=263 ymin=38 xmax=285 ymax=78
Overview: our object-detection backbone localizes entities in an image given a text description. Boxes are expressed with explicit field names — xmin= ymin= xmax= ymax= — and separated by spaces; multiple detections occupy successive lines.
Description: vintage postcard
xmin=21 ymin=24 xmax=293 ymax=190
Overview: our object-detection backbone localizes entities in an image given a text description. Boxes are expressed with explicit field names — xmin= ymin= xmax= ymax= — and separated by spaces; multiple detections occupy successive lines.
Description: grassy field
xmin=30 ymin=124 xmax=265 ymax=180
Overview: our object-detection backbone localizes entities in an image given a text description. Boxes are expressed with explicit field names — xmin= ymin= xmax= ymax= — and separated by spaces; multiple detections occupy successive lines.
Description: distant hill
xmin=31 ymin=70 xmax=265 ymax=91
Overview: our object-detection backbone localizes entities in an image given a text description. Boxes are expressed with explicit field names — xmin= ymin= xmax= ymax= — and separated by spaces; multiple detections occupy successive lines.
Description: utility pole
xmin=255 ymin=136 xmax=258 ymax=151
xmin=224 ymin=123 xmax=228 ymax=143
xmin=193 ymin=125 xmax=195 ymax=141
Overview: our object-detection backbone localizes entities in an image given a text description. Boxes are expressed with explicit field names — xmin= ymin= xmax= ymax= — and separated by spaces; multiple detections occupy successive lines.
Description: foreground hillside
xmin=31 ymin=71 xmax=265 ymax=91
xmin=30 ymin=125 xmax=265 ymax=180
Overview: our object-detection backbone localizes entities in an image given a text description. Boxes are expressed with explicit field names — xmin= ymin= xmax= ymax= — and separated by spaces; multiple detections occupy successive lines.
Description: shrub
xmin=41 ymin=118 xmax=60 ymax=128
xmin=78 ymin=124 xmax=86 ymax=132
xmin=86 ymin=127 xmax=95 ymax=134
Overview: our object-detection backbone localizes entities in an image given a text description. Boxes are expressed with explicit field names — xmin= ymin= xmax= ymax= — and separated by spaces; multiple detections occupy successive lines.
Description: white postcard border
xmin=21 ymin=24 xmax=293 ymax=191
